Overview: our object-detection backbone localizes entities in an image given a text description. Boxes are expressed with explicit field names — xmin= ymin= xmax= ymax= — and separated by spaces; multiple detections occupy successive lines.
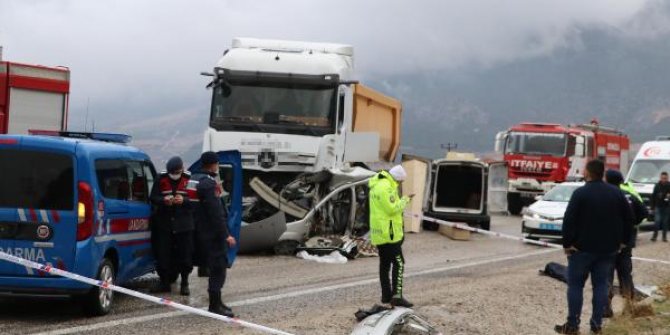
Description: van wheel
xmin=82 ymin=259 xmax=115 ymax=316
xmin=479 ymin=220 xmax=490 ymax=231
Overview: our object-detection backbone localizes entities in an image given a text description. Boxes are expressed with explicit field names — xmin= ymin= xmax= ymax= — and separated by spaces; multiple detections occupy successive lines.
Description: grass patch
xmin=603 ymin=284 xmax=670 ymax=335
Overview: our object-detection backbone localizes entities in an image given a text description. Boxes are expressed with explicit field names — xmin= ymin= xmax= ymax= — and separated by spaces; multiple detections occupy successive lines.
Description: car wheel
xmin=479 ymin=220 xmax=490 ymax=231
xmin=82 ymin=258 xmax=115 ymax=316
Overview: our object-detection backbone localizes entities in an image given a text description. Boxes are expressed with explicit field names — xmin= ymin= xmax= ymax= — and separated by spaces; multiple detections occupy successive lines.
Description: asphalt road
xmin=1 ymin=215 xmax=670 ymax=335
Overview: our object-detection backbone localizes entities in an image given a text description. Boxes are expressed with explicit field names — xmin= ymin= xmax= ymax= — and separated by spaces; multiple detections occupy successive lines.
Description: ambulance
xmin=626 ymin=137 xmax=670 ymax=219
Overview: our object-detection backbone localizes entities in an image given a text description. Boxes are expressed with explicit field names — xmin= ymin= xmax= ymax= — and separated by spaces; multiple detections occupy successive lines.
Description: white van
xmin=626 ymin=137 xmax=670 ymax=218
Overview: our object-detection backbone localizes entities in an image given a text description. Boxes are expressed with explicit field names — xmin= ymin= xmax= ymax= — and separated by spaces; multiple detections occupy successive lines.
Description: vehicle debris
xmin=351 ymin=306 xmax=442 ymax=335
xmin=296 ymin=250 xmax=348 ymax=264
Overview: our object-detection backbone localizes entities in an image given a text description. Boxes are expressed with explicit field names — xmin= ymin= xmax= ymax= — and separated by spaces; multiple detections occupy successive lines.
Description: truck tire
xmin=479 ymin=220 xmax=491 ymax=231
xmin=507 ymin=193 xmax=523 ymax=215
xmin=81 ymin=259 xmax=115 ymax=316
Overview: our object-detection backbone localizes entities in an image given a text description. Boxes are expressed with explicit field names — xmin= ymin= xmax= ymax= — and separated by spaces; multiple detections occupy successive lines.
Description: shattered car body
xmin=351 ymin=307 xmax=442 ymax=335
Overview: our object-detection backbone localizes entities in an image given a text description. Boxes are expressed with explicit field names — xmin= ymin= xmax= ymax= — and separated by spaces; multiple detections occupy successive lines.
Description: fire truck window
xmin=505 ymin=132 xmax=567 ymax=156
xmin=587 ymin=137 xmax=595 ymax=157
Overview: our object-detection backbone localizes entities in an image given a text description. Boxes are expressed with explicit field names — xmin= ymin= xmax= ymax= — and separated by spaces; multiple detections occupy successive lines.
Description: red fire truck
xmin=0 ymin=58 xmax=70 ymax=134
xmin=495 ymin=120 xmax=630 ymax=214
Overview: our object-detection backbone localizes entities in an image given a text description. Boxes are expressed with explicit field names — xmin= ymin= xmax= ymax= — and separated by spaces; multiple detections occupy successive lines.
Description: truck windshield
xmin=505 ymin=132 xmax=567 ymax=157
xmin=628 ymin=160 xmax=670 ymax=184
xmin=210 ymin=83 xmax=337 ymax=136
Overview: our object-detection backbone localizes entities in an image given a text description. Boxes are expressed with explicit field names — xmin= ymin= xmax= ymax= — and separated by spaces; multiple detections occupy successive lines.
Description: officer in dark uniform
xmin=149 ymin=156 xmax=194 ymax=296
xmin=190 ymin=151 xmax=236 ymax=317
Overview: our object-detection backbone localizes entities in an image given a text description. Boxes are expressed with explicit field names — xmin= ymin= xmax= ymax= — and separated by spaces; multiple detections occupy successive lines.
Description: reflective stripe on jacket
xmin=368 ymin=170 xmax=409 ymax=246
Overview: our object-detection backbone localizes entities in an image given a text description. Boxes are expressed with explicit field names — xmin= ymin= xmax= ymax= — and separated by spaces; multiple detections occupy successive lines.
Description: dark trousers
xmin=152 ymin=230 xmax=194 ymax=283
xmin=609 ymin=247 xmax=634 ymax=299
xmin=200 ymin=234 xmax=228 ymax=292
xmin=653 ymin=206 xmax=670 ymax=240
xmin=566 ymin=251 xmax=616 ymax=329
xmin=378 ymin=240 xmax=405 ymax=301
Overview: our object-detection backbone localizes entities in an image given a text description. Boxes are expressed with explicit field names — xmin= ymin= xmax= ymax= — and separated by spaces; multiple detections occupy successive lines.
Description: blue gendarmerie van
xmin=0 ymin=131 xmax=156 ymax=315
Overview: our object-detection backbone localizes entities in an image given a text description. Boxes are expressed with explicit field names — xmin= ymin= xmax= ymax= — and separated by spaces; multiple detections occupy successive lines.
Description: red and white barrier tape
xmin=409 ymin=212 xmax=670 ymax=266
xmin=0 ymin=251 xmax=294 ymax=335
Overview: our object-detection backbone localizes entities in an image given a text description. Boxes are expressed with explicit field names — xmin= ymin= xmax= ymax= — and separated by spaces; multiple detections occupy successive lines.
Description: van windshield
xmin=628 ymin=160 xmax=670 ymax=184
xmin=0 ymin=149 xmax=74 ymax=210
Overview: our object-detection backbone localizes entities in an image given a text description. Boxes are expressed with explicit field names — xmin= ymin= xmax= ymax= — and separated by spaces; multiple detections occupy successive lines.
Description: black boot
xmin=180 ymin=274 xmax=190 ymax=296
xmin=390 ymin=296 xmax=414 ymax=308
xmin=208 ymin=291 xmax=234 ymax=317
xmin=150 ymin=279 xmax=171 ymax=293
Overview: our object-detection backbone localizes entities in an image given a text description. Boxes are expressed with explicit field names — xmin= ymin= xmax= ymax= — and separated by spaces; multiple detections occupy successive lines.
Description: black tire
xmin=274 ymin=240 xmax=299 ymax=256
xmin=508 ymin=193 xmax=523 ymax=215
xmin=81 ymin=258 xmax=115 ymax=316
xmin=479 ymin=220 xmax=491 ymax=231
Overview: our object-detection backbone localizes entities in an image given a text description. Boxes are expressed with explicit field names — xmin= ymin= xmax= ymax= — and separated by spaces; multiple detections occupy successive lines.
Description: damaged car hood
xmin=351 ymin=307 xmax=442 ymax=335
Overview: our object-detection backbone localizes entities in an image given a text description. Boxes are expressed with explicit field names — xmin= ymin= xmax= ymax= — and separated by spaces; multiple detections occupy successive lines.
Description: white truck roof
xmin=216 ymin=38 xmax=354 ymax=79
xmin=633 ymin=140 xmax=670 ymax=160
xmin=232 ymin=37 xmax=353 ymax=56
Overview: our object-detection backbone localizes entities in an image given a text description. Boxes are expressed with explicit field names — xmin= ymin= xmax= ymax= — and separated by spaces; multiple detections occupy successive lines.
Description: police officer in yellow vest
xmin=369 ymin=165 xmax=414 ymax=308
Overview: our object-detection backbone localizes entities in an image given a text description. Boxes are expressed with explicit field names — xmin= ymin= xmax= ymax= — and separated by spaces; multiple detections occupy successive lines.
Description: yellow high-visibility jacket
xmin=368 ymin=170 xmax=409 ymax=246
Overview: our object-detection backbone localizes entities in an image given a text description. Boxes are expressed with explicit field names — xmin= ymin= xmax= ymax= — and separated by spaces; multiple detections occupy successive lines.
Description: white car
xmin=522 ymin=182 xmax=585 ymax=240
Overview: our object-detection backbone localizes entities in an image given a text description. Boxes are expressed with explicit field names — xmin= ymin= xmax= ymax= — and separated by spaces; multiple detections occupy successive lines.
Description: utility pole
xmin=441 ymin=143 xmax=458 ymax=152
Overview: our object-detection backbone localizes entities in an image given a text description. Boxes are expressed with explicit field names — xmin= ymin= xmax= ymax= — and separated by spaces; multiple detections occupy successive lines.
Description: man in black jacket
xmin=651 ymin=172 xmax=670 ymax=242
xmin=150 ymin=157 xmax=194 ymax=295
xmin=604 ymin=169 xmax=648 ymax=316
xmin=190 ymin=151 xmax=236 ymax=317
xmin=555 ymin=160 xmax=633 ymax=335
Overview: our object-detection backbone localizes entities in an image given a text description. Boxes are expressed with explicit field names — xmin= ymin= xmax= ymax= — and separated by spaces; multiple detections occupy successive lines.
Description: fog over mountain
xmin=3 ymin=0 xmax=670 ymax=163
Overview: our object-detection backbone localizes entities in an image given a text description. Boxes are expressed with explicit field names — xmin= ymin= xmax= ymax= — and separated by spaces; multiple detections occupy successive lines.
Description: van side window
xmin=96 ymin=160 xmax=131 ymax=201
xmin=96 ymin=160 xmax=150 ymax=203
xmin=127 ymin=161 xmax=149 ymax=203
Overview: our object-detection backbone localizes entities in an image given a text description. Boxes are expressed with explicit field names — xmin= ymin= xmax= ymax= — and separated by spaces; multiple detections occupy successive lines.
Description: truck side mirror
xmin=495 ymin=131 xmax=508 ymax=153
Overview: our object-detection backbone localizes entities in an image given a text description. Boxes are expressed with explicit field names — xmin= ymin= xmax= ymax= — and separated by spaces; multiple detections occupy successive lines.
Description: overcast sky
xmin=0 ymin=0 xmax=656 ymax=128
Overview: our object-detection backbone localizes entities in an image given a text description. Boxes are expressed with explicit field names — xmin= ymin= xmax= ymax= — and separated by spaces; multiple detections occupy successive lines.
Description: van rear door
xmin=487 ymin=162 xmax=508 ymax=213
xmin=0 ymin=141 xmax=77 ymax=276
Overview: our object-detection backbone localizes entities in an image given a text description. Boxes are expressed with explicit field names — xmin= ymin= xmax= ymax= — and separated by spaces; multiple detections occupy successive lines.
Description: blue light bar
xmin=29 ymin=130 xmax=132 ymax=144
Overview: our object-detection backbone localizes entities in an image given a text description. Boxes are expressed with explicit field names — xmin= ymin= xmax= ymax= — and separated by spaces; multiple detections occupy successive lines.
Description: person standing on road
xmin=190 ymin=151 xmax=237 ymax=317
xmin=555 ymin=160 xmax=633 ymax=335
xmin=150 ymin=157 xmax=194 ymax=296
xmin=650 ymin=171 xmax=670 ymax=242
xmin=369 ymin=165 xmax=414 ymax=308
xmin=604 ymin=169 xmax=648 ymax=316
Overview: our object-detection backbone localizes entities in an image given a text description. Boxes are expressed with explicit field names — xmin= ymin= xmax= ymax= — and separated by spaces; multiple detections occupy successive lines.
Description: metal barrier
xmin=0 ymin=251 xmax=295 ymax=335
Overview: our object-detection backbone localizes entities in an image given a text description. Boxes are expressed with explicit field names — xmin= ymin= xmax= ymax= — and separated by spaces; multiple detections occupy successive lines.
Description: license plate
xmin=539 ymin=223 xmax=561 ymax=231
